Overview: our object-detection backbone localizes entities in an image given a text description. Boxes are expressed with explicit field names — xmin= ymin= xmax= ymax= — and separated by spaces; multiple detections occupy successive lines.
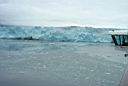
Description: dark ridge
xmin=1 ymin=36 xmax=39 ymax=40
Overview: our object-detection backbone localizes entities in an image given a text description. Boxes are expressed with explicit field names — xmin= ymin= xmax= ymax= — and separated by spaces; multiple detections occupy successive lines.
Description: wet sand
xmin=0 ymin=39 xmax=128 ymax=86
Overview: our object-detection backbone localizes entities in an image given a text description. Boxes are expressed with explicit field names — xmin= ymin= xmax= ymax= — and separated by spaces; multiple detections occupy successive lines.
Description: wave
xmin=0 ymin=25 xmax=112 ymax=43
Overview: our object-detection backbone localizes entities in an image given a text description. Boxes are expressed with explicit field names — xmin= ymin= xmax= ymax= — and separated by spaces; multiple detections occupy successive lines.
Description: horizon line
xmin=0 ymin=23 xmax=128 ymax=29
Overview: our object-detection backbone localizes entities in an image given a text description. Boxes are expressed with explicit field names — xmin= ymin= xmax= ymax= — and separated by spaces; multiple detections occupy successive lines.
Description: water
xmin=0 ymin=25 xmax=127 ymax=86
xmin=0 ymin=39 xmax=128 ymax=86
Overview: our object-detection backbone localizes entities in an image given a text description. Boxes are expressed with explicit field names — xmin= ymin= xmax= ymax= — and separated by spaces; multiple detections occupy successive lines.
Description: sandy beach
xmin=0 ymin=39 xmax=127 ymax=86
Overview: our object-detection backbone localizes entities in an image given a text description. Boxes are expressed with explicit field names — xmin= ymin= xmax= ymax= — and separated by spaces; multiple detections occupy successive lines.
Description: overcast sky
xmin=0 ymin=0 xmax=128 ymax=28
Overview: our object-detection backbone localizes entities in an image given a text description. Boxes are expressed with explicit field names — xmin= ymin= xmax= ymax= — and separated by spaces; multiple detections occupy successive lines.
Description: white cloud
xmin=0 ymin=0 xmax=128 ymax=28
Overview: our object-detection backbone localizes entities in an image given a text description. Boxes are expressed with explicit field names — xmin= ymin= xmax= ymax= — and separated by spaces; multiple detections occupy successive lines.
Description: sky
xmin=0 ymin=0 xmax=128 ymax=28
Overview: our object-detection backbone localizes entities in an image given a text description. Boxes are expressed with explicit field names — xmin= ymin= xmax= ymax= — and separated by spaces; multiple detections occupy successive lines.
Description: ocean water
xmin=0 ymin=25 xmax=128 ymax=86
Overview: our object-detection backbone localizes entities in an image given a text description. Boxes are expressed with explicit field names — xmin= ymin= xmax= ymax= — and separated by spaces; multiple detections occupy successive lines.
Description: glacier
xmin=0 ymin=25 xmax=112 ymax=43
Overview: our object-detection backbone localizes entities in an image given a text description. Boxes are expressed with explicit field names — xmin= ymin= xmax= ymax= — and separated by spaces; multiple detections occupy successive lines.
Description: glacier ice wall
xmin=0 ymin=25 xmax=112 ymax=43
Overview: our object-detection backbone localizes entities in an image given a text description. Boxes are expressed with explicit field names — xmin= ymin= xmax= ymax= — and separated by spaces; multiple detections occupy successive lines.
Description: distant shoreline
xmin=0 ymin=24 xmax=127 ymax=29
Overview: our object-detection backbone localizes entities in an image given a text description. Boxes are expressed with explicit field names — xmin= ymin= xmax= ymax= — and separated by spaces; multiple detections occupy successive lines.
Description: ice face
xmin=0 ymin=25 xmax=112 ymax=42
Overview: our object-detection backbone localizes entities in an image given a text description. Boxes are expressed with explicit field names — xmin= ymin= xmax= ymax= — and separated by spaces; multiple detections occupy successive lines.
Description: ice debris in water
xmin=45 ymin=52 xmax=49 ymax=54
xmin=105 ymin=72 xmax=111 ymax=75
xmin=90 ymin=70 xmax=94 ymax=72
xmin=42 ymin=65 xmax=47 ymax=69
xmin=85 ymin=77 xmax=89 ymax=80
xmin=59 ymin=56 xmax=63 ymax=58
xmin=80 ymin=67 xmax=87 ymax=70
xmin=37 ymin=63 xmax=41 ymax=65
xmin=111 ymin=81 xmax=115 ymax=83
xmin=19 ymin=71 xmax=25 ymax=74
